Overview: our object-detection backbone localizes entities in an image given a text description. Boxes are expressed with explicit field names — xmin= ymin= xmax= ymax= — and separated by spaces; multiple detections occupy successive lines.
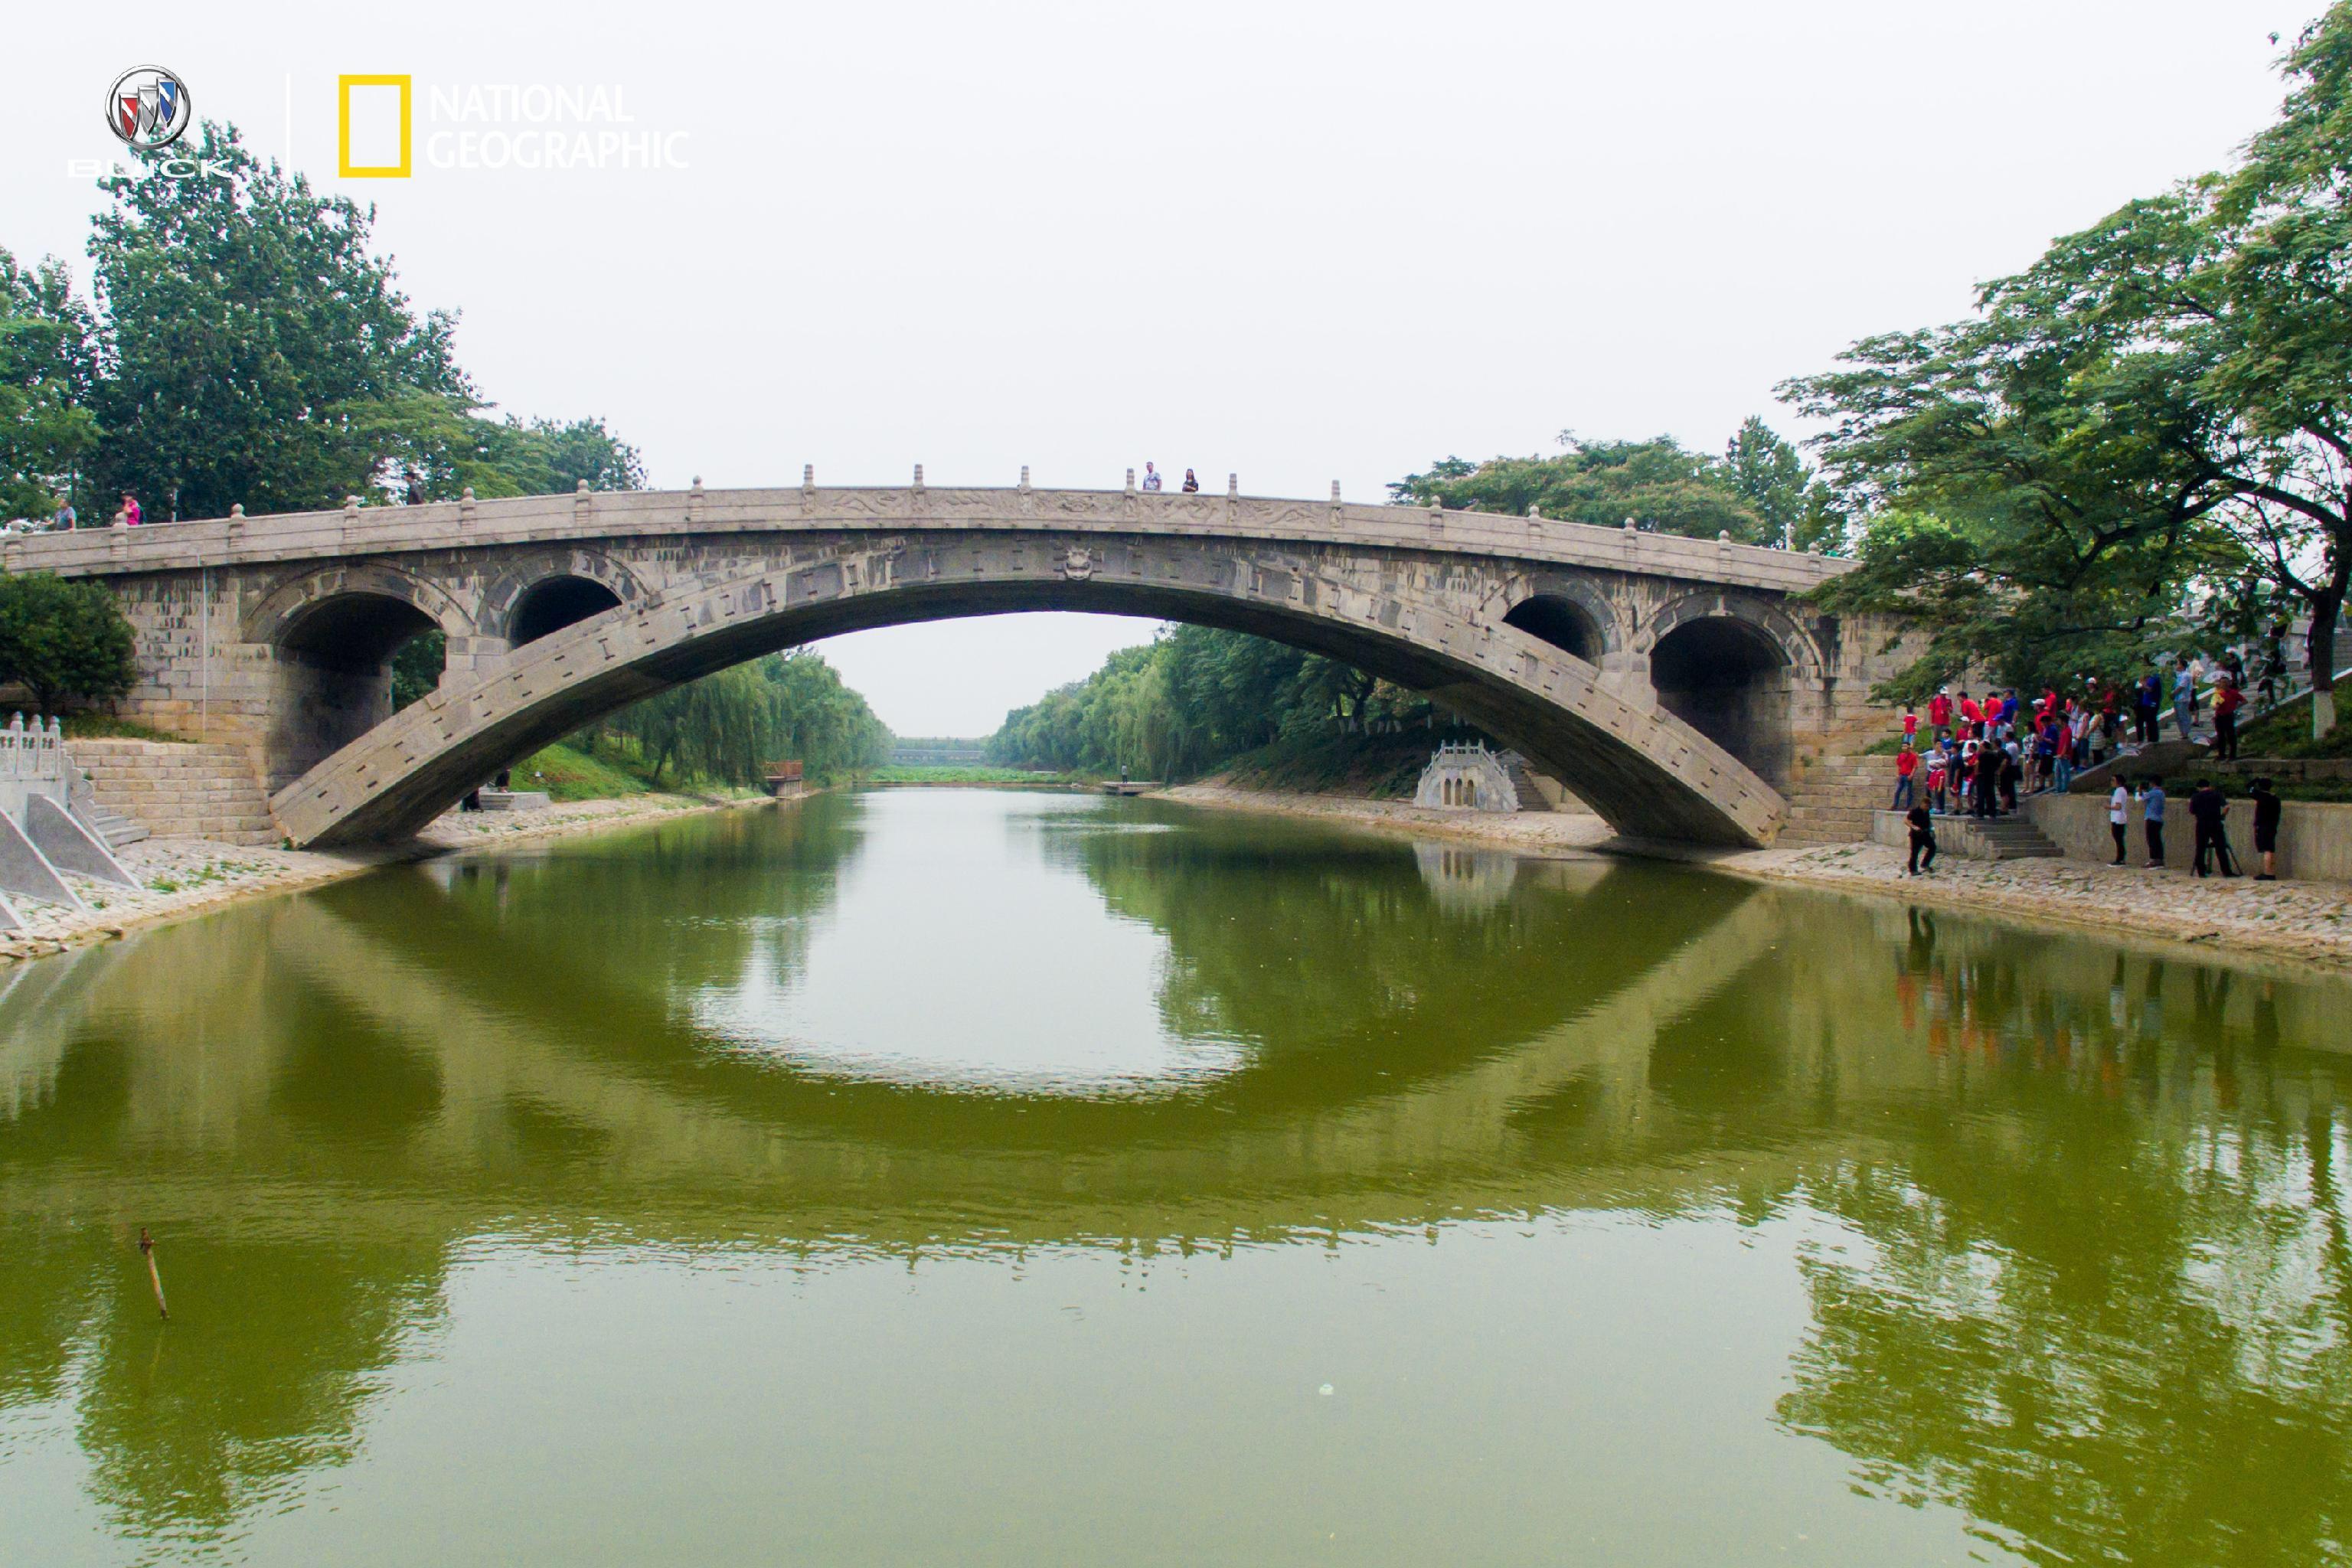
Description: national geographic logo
xmin=338 ymin=77 xmax=688 ymax=175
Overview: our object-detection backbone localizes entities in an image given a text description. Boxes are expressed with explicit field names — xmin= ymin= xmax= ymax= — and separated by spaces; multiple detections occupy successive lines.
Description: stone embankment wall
xmin=67 ymin=740 xmax=281 ymax=847
xmin=2027 ymin=792 xmax=2352 ymax=884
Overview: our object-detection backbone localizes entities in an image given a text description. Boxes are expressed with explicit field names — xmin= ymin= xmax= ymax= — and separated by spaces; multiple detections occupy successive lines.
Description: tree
xmin=1723 ymin=416 xmax=1843 ymax=553
xmin=1390 ymin=427 xmax=1828 ymax=547
xmin=590 ymin=651 xmax=891 ymax=786
xmin=0 ymin=250 xmax=100 ymax=521
xmin=1782 ymin=309 xmax=2241 ymax=699
xmin=85 ymin=122 xmax=469 ymax=520
xmin=1788 ymin=6 xmax=2352 ymax=732
xmin=0 ymin=573 xmax=136 ymax=714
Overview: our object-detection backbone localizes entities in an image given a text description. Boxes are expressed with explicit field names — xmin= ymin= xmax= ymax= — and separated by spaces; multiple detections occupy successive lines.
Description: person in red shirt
xmin=1892 ymin=743 xmax=1919 ymax=809
xmin=1959 ymin=692 xmax=1983 ymax=738
xmin=2212 ymin=678 xmax=2244 ymax=761
xmin=1902 ymin=704 xmax=1919 ymax=745
xmin=1928 ymin=689 xmax=1953 ymax=740
xmin=120 ymin=492 xmax=143 ymax=527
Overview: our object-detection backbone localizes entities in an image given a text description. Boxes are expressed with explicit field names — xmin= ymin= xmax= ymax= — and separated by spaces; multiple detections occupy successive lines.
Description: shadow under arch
xmin=509 ymin=574 xmax=623 ymax=645
xmin=273 ymin=537 xmax=1791 ymax=849
xmin=1650 ymin=613 xmax=1797 ymax=785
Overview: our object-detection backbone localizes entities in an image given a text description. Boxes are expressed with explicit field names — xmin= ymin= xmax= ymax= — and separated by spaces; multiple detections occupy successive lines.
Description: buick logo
xmin=106 ymin=65 xmax=191 ymax=149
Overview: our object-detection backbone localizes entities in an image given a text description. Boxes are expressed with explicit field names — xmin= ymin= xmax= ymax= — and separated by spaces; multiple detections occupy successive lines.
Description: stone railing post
xmin=459 ymin=486 xmax=476 ymax=528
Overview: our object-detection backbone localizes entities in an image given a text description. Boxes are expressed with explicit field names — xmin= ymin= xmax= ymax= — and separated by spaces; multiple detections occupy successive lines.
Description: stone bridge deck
xmin=4 ymin=482 xmax=1892 ymax=850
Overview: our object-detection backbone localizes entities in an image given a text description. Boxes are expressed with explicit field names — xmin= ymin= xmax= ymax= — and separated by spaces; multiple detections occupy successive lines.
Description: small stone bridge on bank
xmin=2 ymin=475 xmax=1900 ymax=848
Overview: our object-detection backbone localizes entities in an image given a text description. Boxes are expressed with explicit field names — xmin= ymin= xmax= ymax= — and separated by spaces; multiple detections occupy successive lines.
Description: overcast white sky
xmin=8 ymin=2 xmax=2322 ymax=735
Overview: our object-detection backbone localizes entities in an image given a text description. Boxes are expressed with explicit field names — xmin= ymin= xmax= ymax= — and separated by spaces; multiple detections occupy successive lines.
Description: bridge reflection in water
xmin=2 ymin=791 xmax=2348 ymax=1566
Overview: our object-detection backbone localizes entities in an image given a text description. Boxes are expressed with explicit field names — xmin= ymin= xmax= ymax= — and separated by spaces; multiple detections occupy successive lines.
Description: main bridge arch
xmin=273 ymin=531 xmax=1790 ymax=849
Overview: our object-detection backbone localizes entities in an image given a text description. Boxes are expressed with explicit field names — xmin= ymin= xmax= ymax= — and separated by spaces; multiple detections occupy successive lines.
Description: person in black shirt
xmin=2188 ymin=779 xmax=2240 ymax=878
xmin=2250 ymin=776 xmax=2284 ymax=880
xmin=1905 ymin=802 xmax=1936 ymax=876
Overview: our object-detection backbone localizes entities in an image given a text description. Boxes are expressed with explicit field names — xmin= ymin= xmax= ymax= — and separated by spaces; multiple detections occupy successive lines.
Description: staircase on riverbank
xmin=66 ymin=740 xmax=281 ymax=847
xmin=1870 ymin=808 xmax=2063 ymax=862
xmin=1776 ymin=751 xmax=1889 ymax=847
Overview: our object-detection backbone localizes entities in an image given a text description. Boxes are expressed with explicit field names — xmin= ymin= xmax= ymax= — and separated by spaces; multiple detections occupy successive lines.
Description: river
xmin=2 ymin=789 xmax=2348 ymax=1566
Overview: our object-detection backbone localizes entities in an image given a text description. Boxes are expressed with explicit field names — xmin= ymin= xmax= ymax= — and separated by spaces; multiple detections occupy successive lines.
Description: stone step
xmin=67 ymin=739 xmax=279 ymax=846
xmin=1871 ymin=809 xmax=2065 ymax=861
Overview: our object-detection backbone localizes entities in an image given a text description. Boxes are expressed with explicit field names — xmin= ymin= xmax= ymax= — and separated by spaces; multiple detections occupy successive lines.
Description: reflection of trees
xmin=74 ymin=1231 xmax=444 ymax=1549
xmin=1064 ymin=802 xmax=1755 ymax=1103
xmin=1773 ymin=910 xmax=2352 ymax=1567
xmin=7 ymin=798 xmax=2352 ymax=1564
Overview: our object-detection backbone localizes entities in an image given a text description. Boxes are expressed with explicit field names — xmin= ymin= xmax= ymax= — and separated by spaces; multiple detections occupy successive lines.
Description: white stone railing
xmin=0 ymin=714 xmax=74 ymax=828
xmin=1414 ymin=740 xmax=1523 ymax=813
xmin=1 ymin=714 xmax=67 ymax=786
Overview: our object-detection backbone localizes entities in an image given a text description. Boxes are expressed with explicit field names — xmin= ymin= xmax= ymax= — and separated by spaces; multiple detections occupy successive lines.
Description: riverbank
xmin=1161 ymin=782 xmax=2352 ymax=969
xmin=0 ymin=788 xmax=800 ymax=966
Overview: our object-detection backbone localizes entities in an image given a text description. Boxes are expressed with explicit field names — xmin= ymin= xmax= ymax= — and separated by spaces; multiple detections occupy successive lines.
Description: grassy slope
xmin=60 ymin=714 xmax=191 ymax=743
xmin=507 ymin=741 xmax=656 ymax=802
xmin=2233 ymin=672 xmax=2352 ymax=760
xmin=1213 ymin=728 xmax=1478 ymax=799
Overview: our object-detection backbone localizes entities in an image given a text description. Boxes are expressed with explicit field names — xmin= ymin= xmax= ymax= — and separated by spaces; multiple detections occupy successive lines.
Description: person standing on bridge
xmin=1142 ymin=462 xmax=1163 ymax=492
xmin=119 ymin=491 xmax=142 ymax=527
xmin=1181 ymin=469 xmax=1200 ymax=493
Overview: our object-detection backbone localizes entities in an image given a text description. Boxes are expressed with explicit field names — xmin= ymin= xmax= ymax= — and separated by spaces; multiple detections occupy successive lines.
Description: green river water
xmin=2 ymin=789 xmax=2348 ymax=1566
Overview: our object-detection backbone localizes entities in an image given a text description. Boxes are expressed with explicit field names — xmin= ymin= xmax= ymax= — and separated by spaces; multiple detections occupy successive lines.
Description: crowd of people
xmin=1893 ymin=658 xmax=2286 ymax=880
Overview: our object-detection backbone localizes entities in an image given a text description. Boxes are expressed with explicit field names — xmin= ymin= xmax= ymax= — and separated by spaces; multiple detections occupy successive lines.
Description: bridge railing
xmin=1 ymin=714 xmax=68 ymax=786
xmin=0 ymin=484 xmax=1853 ymax=599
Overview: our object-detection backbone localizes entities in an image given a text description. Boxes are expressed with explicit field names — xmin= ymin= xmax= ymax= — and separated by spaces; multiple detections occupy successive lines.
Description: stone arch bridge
xmin=2 ymin=478 xmax=1900 ymax=848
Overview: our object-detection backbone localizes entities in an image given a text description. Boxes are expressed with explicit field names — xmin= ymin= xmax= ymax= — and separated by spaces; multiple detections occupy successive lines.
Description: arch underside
xmin=273 ymin=541 xmax=1790 ymax=851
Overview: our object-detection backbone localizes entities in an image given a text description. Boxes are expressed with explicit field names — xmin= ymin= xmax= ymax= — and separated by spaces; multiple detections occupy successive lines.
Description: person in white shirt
xmin=2109 ymin=780 xmax=2131 ymax=865
xmin=1142 ymin=462 xmax=1163 ymax=492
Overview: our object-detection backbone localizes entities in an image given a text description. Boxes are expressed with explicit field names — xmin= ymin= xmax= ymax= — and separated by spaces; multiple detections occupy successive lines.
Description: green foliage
xmin=0 ymin=572 xmax=136 ymax=713
xmin=3 ymin=120 xmax=644 ymax=522
xmin=988 ymin=626 xmax=1474 ymax=782
xmin=390 ymin=630 xmax=445 ymax=710
xmin=1388 ymin=426 xmax=1835 ymax=547
xmin=590 ymin=651 xmax=891 ymax=788
xmin=83 ymin=123 xmax=466 ymax=518
xmin=508 ymin=740 xmax=654 ymax=802
xmin=0 ymin=251 xmax=99 ymax=521
xmin=2233 ymin=671 xmax=2352 ymax=759
xmin=1788 ymin=6 xmax=2352 ymax=730
xmin=60 ymin=712 xmax=186 ymax=742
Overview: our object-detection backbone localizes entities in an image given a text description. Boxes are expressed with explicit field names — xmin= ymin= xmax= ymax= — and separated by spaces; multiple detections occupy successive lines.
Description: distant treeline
xmin=588 ymin=652 xmax=892 ymax=786
xmin=986 ymin=626 xmax=1472 ymax=781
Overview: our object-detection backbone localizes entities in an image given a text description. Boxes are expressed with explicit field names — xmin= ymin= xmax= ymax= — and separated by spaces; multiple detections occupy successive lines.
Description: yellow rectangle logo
xmin=338 ymin=74 xmax=412 ymax=178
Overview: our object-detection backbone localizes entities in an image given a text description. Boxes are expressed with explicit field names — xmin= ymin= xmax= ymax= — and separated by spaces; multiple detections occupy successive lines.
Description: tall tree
xmin=86 ymin=122 xmax=469 ymax=519
xmin=1789 ymin=6 xmax=2352 ymax=732
xmin=1390 ymin=428 xmax=1826 ymax=547
xmin=0 ymin=250 xmax=100 ymax=521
